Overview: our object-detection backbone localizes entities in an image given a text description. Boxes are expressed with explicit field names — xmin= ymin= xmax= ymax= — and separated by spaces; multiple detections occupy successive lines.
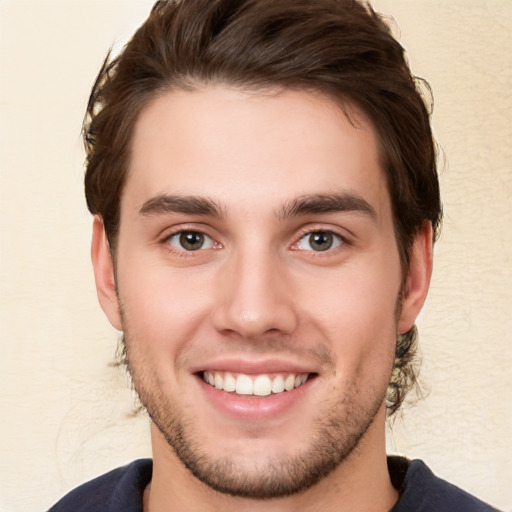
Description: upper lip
xmin=190 ymin=357 xmax=319 ymax=375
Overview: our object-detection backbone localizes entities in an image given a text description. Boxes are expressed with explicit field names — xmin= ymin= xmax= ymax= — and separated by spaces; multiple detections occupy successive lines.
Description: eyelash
xmin=288 ymin=225 xmax=349 ymax=257
xmin=160 ymin=227 xmax=221 ymax=255
xmin=159 ymin=226 xmax=348 ymax=256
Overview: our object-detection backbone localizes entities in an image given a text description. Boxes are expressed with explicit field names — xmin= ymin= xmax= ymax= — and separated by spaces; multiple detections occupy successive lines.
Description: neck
xmin=144 ymin=407 xmax=398 ymax=512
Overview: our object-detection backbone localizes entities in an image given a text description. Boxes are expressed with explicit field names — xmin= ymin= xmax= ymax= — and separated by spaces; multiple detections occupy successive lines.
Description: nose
xmin=212 ymin=248 xmax=298 ymax=339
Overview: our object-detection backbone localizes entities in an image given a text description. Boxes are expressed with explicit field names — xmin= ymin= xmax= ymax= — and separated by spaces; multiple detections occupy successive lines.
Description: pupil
xmin=310 ymin=232 xmax=332 ymax=251
xmin=180 ymin=231 xmax=204 ymax=250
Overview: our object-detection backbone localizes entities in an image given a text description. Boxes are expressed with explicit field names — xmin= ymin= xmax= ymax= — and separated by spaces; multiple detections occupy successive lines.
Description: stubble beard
xmin=122 ymin=332 xmax=392 ymax=500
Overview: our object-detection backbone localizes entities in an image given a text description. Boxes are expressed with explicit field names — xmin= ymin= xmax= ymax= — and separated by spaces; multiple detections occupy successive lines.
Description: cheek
xmin=296 ymin=261 xmax=400 ymax=369
xmin=115 ymin=255 xmax=215 ymax=354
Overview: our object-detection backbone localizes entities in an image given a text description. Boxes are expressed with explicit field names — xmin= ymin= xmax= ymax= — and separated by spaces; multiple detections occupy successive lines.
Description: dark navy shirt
xmin=48 ymin=457 xmax=500 ymax=511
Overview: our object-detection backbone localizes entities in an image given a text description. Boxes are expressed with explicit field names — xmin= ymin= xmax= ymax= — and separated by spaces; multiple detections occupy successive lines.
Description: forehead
xmin=124 ymin=86 xmax=389 ymax=219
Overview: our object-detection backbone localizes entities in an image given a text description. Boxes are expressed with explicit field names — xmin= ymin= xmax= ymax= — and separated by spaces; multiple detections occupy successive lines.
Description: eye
xmin=295 ymin=231 xmax=343 ymax=252
xmin=167 ymin=231 xmax=215 ymax=251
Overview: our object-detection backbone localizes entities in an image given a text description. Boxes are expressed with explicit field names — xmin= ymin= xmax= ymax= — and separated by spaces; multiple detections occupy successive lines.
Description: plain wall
xmin=0 ymin=1 xmax=511 ymax=510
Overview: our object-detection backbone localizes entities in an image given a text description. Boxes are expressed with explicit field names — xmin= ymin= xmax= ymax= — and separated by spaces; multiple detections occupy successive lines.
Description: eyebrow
xmin=139 ymin=192 xmax=376 ymax=222
xmin=278 ymin=193 xmax=377 ymax=221
xmin=140 ymin=194 xmax=224 ymax=218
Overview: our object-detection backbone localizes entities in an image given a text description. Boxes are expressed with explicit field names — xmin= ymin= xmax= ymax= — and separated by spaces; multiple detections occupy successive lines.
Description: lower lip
xmin=197 ymin=375 xmax=315 ymax=421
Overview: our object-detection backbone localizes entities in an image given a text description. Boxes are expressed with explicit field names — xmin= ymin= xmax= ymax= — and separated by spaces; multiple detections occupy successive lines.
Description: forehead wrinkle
xmin=139 ymin=194 xmax=225 ymax=218
xmin=277 ymin=193 xmax=377 ymax=222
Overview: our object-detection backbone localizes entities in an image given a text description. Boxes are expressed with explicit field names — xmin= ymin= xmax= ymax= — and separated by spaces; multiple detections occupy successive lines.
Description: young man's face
xmin=93 ymin=86 xmax=431 ymax=498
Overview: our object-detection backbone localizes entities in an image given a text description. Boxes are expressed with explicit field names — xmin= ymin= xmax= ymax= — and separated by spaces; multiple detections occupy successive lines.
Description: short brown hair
xmin=84 ymin=0 xmax=442 ymax=415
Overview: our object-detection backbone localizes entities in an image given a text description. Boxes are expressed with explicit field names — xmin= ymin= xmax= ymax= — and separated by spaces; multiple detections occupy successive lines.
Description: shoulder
xmin=389 ymin=457 xmax=501 ymax=512
xmin=47 ymin=459 xmax=153 ymax=512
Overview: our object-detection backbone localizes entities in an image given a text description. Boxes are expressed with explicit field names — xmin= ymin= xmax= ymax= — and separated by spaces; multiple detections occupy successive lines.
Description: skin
xmin=92 ymin=86 xmax=433 ymax=512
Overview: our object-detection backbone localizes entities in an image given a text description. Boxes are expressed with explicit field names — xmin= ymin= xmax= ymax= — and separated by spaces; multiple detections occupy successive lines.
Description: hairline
xmin=107 ymin=79 xmax=413 ymax=266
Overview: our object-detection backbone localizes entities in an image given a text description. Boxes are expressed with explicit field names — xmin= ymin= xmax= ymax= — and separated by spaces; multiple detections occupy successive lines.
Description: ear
xmin=91 ymin=216 xmax=123 ymax=331
xmin=397 ymin=221 xmax=434 ymax=335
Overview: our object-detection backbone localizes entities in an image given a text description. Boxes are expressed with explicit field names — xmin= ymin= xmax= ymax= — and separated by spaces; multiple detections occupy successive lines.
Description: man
xmin=49 ymin=0 xmax=499 ymax=510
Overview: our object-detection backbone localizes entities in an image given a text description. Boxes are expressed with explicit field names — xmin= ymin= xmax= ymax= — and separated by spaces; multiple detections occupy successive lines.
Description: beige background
xmin=0 ymin=1 xmax=511 ymax=510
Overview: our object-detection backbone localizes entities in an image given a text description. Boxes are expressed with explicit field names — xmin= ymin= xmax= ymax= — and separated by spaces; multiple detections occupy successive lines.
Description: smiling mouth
xmin=201 ymin=371 xmax=314 ymax=396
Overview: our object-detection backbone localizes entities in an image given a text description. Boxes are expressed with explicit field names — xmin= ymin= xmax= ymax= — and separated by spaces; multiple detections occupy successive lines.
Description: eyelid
xmin=168 ymin=231 xmax=215 ymax=250
xmin=291 ymin=226 xmax=349 ymax=252
xmin=160 ymin=225 xmax=222 ymax=254
xmin=158 ymin=223 xmax=349 ymax=255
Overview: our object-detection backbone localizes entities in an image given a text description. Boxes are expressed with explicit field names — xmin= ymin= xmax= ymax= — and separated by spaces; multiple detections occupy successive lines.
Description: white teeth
xmin=236 ymin=374 xmax=253 ymax=395
xmin=253 ymin=375 xmax=272 ymax=396
xmin=223 ymin=372 xmax=236 ymax=392
xmin=271 ymin=375 xmax=285 ymax=393
xmin=202 ymin=371 xmax=310 ymax=396
xmin=214 ymin=372 xmax=223 ymax=389
xmin=284 ymin=374 xmax=295 ymax=391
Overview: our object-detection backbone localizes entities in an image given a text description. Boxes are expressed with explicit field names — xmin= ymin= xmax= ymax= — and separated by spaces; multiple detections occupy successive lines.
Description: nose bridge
xmin=213 ymin=242 xmax=297 ymax=337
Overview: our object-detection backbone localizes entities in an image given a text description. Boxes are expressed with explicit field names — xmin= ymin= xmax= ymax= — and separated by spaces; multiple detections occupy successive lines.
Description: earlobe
xmin=397 ymin=222 xmax=434 ymax=335
xmin=91 ymin=216 xmax=123 ymax=331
